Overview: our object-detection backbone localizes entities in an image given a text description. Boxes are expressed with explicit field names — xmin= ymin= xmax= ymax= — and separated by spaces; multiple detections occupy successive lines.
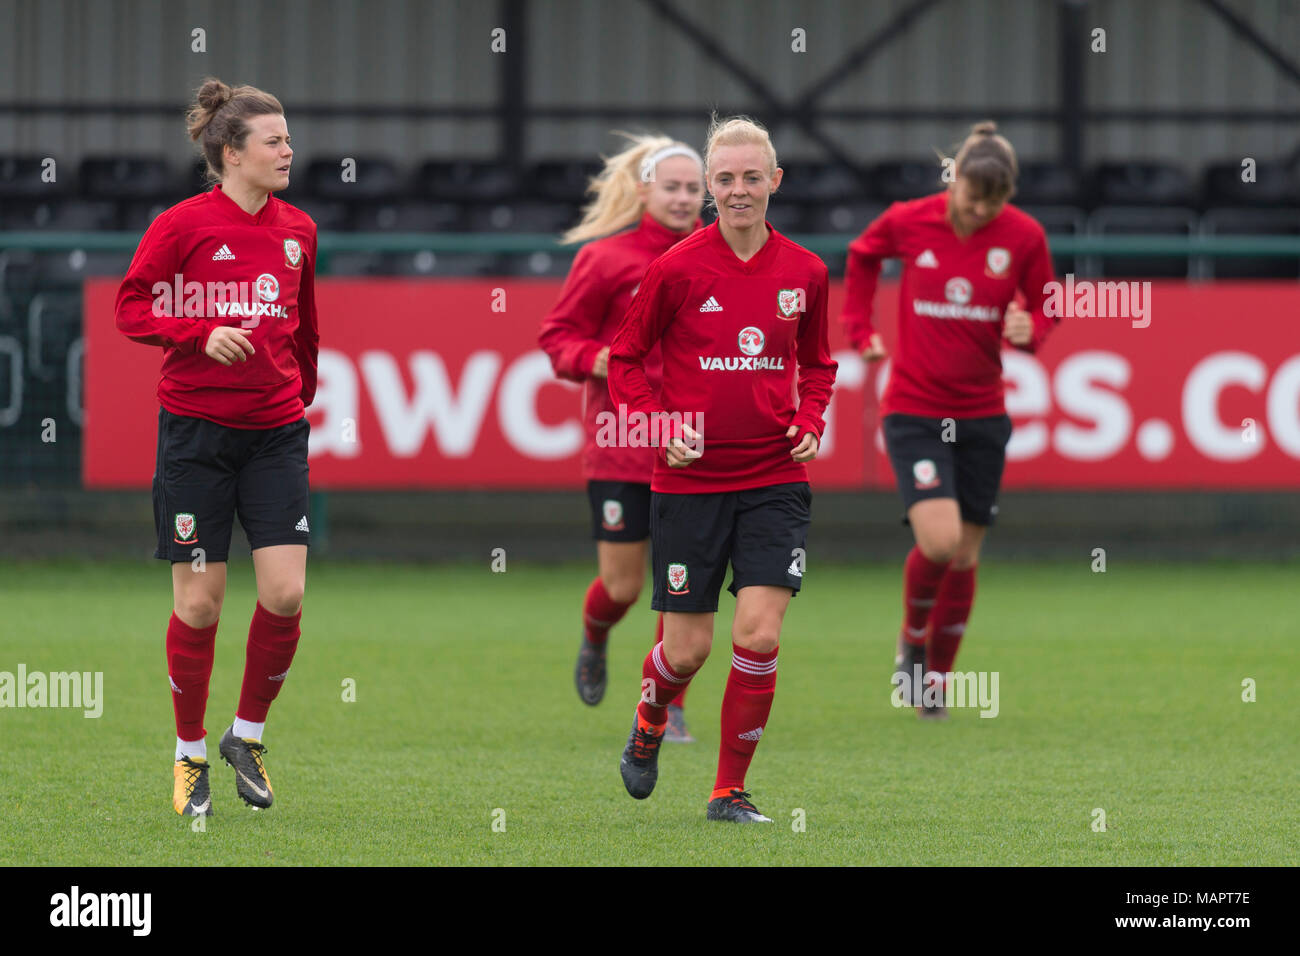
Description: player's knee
xmin=175 ymin=594 xmax=222 ymax=629
xmin=601 ymin=574 xmax=642 ymax=605
xmin=664 ymin=637 xmax=710 ymax=674
xmin=918 ymin=534 xmax=960 ymax=565
xmin=732 ymin=619 xmax=780 ymax=654
xmin=950 ymin=549 xmax=980 ymax=571
xmin=260 ymin=584 xmax=304 ymax=617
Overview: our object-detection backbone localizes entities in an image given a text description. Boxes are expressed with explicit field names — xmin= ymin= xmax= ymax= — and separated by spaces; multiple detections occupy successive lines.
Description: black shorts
xmin=650 ymin=482 xmax=811 ymax=613
xmin=882 ymin=413 xmax=1012 ymax=526
xmin=152 ymin=407 xmax=311 ymax=563
xmin=587 ymin=480 xmax=651 ymax=542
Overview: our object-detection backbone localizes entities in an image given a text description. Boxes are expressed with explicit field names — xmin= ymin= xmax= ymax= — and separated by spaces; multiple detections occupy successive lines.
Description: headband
xmin=639 ymin=145 xmax=704 ymax=183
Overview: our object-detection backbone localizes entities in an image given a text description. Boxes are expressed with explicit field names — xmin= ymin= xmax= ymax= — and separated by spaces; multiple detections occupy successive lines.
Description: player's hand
xmin=591 ymin=346 xmax=610 ymax=379
xmin=1003 ymin=303 xmax=1033 ymax=346
xmin=860 ymin=333 xmax=887 ymax=362
xmin=666 ymin=423 xmax=703 ymax=468
xmin=205 ymin=326 xmax=255 ymax=366
xmin=787 ymin=424 xmax=819 ymax=462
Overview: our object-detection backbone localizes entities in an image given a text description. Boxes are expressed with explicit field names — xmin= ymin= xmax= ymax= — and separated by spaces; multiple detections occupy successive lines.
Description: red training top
xmin=115 ymin=184 xmax=320 ymax=429
xmin=609 ymin=221 xmax=837 ymax=494
xmin=538 ymin=213 xmax=698 ymax=482
xmin=840 ymin=191 xmax=1056 ymax=419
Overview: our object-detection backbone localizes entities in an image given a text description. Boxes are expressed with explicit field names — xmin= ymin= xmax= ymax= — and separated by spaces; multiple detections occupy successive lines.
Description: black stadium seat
xmin=3 ymin=199 xmax=118 ymax=232
xmin=1201 ymin=208 xmax=1300 ymax=279
xmin=772 ymin=162 xmax=868 ymax=203
xmin=1087 ymin=206 xmax=1199 ymax=278
xmin=868 ymin=160 xmax=943 ymax=203
xmin=1014 ymin=161 xmax=1084 ymax=207
xmin=529 ymin=159 xmax=603 ymax=203
xmin=1017 ymin=205 xmax=1086 ymax=276
xmin=1089 ymin=161 xmax=1195 ymax=208
xmin=0 ymin=155 xmax=67 ymax=200
xmin=1202 ymin=160 xmax=1297 ymax=209
xmin=803 ymin=200 xmax=884 ymax=235
xmin=303 ymin=157 xmax=403 ymax=202
xmin=352 ymin=201 xmax=463 ymax=233
xmin=417 ymin=161 xmax=521 ymax=202
xmin=463 ymin=201 xmax=575 ymax=234
xmin=79 ymin=155 xmax=177 ymax=201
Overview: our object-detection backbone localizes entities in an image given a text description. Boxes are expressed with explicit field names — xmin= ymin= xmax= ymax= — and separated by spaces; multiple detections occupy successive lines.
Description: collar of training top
xmin=211 ymin=183 xmax=277 ymax=226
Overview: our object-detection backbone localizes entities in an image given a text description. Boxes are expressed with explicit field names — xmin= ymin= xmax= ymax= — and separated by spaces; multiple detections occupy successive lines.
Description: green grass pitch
xmin=0 ymin=558 xmax=1295 ymax=866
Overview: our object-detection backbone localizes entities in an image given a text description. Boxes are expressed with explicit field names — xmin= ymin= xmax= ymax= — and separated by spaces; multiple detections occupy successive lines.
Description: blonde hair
xmin=186 ymin=77 xmax=284 ymax=184
xmin=946 ymin=120 xmax=1018 ymax=200
xmin=562 ymin=132 xmax=702 ymax=245
xmin=702 ymin=113 xmax=778 ymax=212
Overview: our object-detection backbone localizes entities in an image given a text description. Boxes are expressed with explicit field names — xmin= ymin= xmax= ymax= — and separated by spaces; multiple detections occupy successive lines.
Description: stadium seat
xmin=1014 ymin=161 xmax=1084 ymax=207
xmin=772 ymin=162 xmax=869 ymax=203
xmin=303 ymin=157 xmax=403 ymax=201
xmin=324 ymin=251 xmax=389 ymax=276
xmin=352 ymin=201 xmax=463 ymax=233
xmin=25 ymin=292 xmax=82 ymax=382
xmin=0 ymin=155 xmax=67 ymax=199
xmin=1017 ymin=205 xmax=1086 ymax=276
xmin=1202 ymin=160 xmax=1297 ymax=209
xmin=1087 ymin=206 xmax=1199 ymax=278
xmin=1201 ymin=208 xmax=1300 ymax=279
xmin=35 ymin=250 xmax=135 ymax=288
xmin=0 ymin=250 xmax=38 ymax=298
xmin=529 ymin=159 xmax=603 ymax=203
xmin=1088 ymin=161 xmax=1195 ymax=209
xmin=119 ymin=200 xmax=173 ymax=233
xmin=2 ymin=198 xmax=118 ymax=232
xmin=288 ymin=199 xmax=352 ymax=232
xmin=803 ymin=201 xmax=885 ymax=235
xmin=463 ymin=201 xmax=576 ymax=234
xmin=416 ymin=160 xmax=522 ymax=202
xmin=867 ymin=160 xmax=945 ymax=203
xmin=763 ymin=202 xmax=808 ymax=234
xmin=501 ymin=251 xmax=578 ymax=277
xmin=79 ymin=155 xmax=177 ymax=201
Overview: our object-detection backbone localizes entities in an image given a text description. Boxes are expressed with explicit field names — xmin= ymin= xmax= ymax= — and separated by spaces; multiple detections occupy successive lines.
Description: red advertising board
xmin=84 ymin=279 xmax=1300 ymax=489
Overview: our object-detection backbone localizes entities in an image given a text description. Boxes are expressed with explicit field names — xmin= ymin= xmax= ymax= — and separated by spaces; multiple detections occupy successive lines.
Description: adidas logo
xmin=212 ymin=244 xmax=236 ymax=261
xmin=786 ymin=560 xmax=803 ymax=578
xmin=295 ymin=515 xmax=310 ymax=532
xmin=698 ymin=296 xmax=723 ymax=312
xmin=916 ymin=249 xmax=938 ymax=268
xmin=268 ymin=669 xmax=290 ymax=682
xmin=169 ymin=675 xmax=182 ymax=694
xmin=738 ymin=727 xmax=764 ymax=741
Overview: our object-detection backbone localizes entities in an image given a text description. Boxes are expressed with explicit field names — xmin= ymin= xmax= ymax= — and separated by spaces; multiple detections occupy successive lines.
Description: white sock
xmin=175 ymin=737 xmax=206 ymax=762
xmin=232 ymin=717 xmax=265 ymax=741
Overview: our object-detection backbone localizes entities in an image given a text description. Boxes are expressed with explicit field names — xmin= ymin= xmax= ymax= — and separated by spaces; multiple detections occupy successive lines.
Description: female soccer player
xmin=608 ymin=115 xmax=837 ymax=822
xmin=538 ymin=133 xmax=704 ymax=743
xmin=841 ymin=121 xmax=1056 ymax=718
xmin=115 ymin=78 xmax=319 ymax=814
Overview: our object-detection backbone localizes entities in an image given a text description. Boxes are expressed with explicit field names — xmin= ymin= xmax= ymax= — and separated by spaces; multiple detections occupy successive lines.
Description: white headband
xmin=639 ymin=145 xmax=704 ymax=183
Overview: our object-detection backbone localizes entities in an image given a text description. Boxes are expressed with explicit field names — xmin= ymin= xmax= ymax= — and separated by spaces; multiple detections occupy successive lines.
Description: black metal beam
xmin=1060 ymin=0 xmax=1085 ymax=176
xmin=1198 ymin=0 xmax=1300 ymax=88
xmin=790 ymin=0 xmax=946 ymax=110
xmin=636 ymin=0 xmax=872 ymax=190
xmin=499 ymin=0 xmax=527 ymax=169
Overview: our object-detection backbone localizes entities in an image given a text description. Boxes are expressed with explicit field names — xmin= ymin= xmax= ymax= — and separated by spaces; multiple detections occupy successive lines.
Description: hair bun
xmin=197 ymin=78 xmax=232 ymax=113
xmin=971 ymin=120 xmax=998 ymax=136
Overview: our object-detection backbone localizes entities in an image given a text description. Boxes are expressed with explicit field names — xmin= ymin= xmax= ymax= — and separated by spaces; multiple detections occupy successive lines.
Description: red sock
xmin=903 ymin=546 xmax=950 ymax=646
xmin=651 ymin=613 xmax=687 ymax=707
xmin=236 ymin=603 xmax=301 ymax=723
xmin=637 ymin=641 xmax=694 ymax=726
xmin=928 ymin=565 xmax=976 ymax=676
xmin=713 ymin=644 xmax=777 ymax=795
xmin=583 ymin=577 xmax=632 ymax=645
xmin=166 ymin=613 xmax=217 ymax=742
